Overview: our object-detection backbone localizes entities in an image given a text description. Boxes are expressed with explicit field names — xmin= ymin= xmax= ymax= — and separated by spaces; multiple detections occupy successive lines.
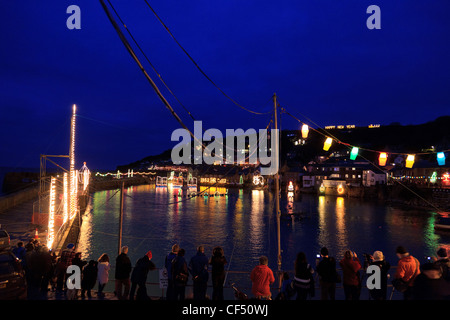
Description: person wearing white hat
xmin=368 ymin=250 xmax=390 ymax=300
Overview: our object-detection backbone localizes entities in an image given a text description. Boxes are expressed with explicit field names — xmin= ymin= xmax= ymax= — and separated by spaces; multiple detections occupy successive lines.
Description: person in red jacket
xmin=250 ymin=256 xmax=275 ymax=299
xmin=339 ymin=250 xmax=362 ymax=300
xmin=394 ymin=246 xmax=420 ymax=300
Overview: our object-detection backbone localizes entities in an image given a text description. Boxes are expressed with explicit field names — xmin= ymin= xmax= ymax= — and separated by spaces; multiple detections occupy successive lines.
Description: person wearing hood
xmin=394 ymin=246 xmax=420 ymax=300
xmin=97 ymin=253 xmax=110 ymax=298
xmin=413 ymin=263 xmax=450 ymax=300
xmin=250 ymin=256 xmax=275 ymax=300
xmin=130 ymin=250 xmax=156 ymax=300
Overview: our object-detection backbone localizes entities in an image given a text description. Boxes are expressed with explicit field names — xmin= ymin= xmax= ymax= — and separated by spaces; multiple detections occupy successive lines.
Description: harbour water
xmin=77 ymin=184 xmax=450 ymax=298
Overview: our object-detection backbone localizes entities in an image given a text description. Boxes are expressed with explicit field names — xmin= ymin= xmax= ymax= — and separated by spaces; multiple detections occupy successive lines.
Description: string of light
xmin=280 ymin=105 xmax=448 ymax=169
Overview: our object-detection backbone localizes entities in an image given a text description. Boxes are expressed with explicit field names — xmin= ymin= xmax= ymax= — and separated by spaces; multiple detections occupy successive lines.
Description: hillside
xmin=117 ymin=116 xmax=450 ymax=170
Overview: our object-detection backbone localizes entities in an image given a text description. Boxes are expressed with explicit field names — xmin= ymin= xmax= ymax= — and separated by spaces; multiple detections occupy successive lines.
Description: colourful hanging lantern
xmin=350 ymin=147 xmax=359 ymax=160
xmin=437 ymin=152 xmax=446 ymax=166
xmin=301 ymin=124 xmax=309 ymax=139
xmin=405 ymin=154 xmax=415 ymax=168
xmin=323 ymin=137 xmax=333 ymax=151
xmin=379 ymin=153 xmax=388 ymax=166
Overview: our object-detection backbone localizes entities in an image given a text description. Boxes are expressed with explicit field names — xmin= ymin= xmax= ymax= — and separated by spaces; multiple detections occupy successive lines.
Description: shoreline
xmin=0 ymin=176 xmax=446 ymax=250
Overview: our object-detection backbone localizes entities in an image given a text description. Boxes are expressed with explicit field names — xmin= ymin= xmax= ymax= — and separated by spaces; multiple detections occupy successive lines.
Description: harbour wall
xmin=0 ymin=185 xmax=38 ymax=214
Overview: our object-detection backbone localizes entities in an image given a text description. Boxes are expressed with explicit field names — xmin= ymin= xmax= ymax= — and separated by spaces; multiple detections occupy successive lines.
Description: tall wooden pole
xmin=118 ymin=181 xmax=124 ymax=255
xmin=273 ymin=93 xmax=281 ymax=270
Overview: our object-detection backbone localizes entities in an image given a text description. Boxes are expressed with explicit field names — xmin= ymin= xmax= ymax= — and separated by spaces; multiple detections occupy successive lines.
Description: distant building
xmin=304 ymin=159 xmax=387 ymax=194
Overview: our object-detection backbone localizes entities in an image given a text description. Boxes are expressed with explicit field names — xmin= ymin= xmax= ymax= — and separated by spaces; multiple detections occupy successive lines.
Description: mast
xmin=273 ymin=93 xmax=281 ymax=270
xmin=118 ymin=181 xmax=124 ymax=255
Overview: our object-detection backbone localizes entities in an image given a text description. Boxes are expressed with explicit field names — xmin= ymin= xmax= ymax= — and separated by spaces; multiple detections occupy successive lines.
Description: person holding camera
xmin=339 ymin=250 xmax=362 ymax=300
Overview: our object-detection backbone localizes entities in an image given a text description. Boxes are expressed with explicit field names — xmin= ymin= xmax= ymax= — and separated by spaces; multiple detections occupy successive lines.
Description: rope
xmin=142 ymin=0 xmax=272 ymax=115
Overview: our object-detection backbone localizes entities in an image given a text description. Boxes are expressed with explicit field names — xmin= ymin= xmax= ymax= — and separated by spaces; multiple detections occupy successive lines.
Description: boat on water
xmin=435 ymin=213 xmax=450 ymax=231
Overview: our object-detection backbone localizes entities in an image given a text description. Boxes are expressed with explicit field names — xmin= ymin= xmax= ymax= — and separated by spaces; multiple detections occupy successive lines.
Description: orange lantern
xmin=379 ymin=153 xmax=388 ymax=166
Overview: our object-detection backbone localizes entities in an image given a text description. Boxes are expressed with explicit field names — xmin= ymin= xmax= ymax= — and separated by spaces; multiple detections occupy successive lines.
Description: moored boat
xmin=435 ymin=213 xmax=450 ymax=231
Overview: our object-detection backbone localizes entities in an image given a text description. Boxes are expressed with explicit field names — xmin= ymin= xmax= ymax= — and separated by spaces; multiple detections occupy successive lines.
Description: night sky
xmin=1 ymin=1 xmax=449 ymax=170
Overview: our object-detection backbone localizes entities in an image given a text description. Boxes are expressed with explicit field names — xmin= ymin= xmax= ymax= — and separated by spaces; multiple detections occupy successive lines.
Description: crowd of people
xmin=273 ymin=245 xmax=450 ymax=301
xmin=9 ymin=238 xmax=450 ymax=300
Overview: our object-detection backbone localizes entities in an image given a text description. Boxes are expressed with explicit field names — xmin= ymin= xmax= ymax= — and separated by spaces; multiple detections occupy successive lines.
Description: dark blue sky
xmin=1 ymin=1 xmax=449 ymax=170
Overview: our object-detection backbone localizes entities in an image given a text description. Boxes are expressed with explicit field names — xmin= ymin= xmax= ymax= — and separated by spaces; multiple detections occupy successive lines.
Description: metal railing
xmin=97 ymin=264 xmax=404 ymax=300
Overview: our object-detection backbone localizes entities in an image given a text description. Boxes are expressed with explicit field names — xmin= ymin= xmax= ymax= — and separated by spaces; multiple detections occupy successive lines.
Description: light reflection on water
xmin=78 ymin=185 xmax=450 ymax=290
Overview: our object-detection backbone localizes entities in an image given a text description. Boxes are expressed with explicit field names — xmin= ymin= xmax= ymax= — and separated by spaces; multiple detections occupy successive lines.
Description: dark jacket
xmin=115 ymin=253 xmax=132 ymax=280
xmin=165 ymin=252 xmax=178 ymax=281
xmin=209 ymin=255 xmax=227 ymax=286
xmin=189 ymin=252 xmax=209 ymax=283
xmin=172 ymin=256 xmax=188 ymax=286
xmin=413 ymin=269 xmax=450 ymax=300
xmin=434 ymin=258 xmax=450 ymax=281
xmin=368 ymin=259 xmax=390 ymax=300
xmin=72 ymin=257 xmax=87 ymax=270
xmin=12 ymin=246 xmax=26 ymax=261
xmin=131 ymin=255 xmax=155 ymax=284
xmin=81 ymin=261 xmax=98 ymax=290
xmin=316 ymin=257 xmax=338 ymax=283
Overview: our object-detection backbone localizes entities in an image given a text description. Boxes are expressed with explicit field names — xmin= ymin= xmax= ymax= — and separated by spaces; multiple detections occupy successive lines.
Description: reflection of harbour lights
xmin=288 ymin=191 xmax=294 ymax=201
xmin=47 ymin=177 xmax=56 ymax=249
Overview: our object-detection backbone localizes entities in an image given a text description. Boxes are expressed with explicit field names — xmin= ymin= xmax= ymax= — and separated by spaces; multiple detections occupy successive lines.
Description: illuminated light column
xmin=63 ymin=172 xmax=68 ymax=224
xmin=70 ymin=170 xmax=78 ymax=220
xmin=47 ymin=177 xmax=56 ymax=249
xmin=81 ymin=162 xmax=90 ymax=191
xmin=69 ymin=104 xmax=77 ymax=220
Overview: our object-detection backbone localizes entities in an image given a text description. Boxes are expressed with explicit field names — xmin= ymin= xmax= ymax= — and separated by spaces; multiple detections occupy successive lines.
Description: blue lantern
xmin=437 ymin=152 xmax=446 ymax=166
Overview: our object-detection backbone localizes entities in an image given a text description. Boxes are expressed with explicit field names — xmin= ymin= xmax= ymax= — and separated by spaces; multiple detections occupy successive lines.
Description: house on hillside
xmin=305 ymin=159 xmax=387 ymax=193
